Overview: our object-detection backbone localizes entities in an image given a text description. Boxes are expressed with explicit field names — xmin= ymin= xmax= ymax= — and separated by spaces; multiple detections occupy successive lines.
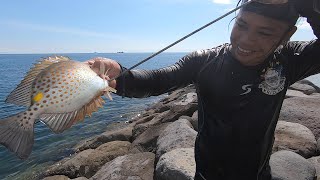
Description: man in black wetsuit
xmin=87 ymin=0 xmax=320 ymax=179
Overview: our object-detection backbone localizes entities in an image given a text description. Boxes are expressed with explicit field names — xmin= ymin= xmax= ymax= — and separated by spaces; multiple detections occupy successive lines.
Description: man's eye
xmin=236 ymin=22 xmax=246 ymax=29
xmin=259 ymin=32 xmax=273 ymax=36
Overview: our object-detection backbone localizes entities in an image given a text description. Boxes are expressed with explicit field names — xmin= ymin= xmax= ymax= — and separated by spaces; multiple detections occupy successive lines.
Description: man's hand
xmin=292 ymin=0 xmax=315 ymax=17
xmin=85 ymin=57 xmax=121 ymax=89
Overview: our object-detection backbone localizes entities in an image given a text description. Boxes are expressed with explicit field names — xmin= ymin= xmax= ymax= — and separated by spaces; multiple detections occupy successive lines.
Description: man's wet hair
xmin=239 ymin=0 xmax=299 ymax=26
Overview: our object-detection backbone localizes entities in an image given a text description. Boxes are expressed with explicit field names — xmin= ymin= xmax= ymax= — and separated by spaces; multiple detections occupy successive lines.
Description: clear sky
xmin=0 ymin=0 xmax=316 ymax=54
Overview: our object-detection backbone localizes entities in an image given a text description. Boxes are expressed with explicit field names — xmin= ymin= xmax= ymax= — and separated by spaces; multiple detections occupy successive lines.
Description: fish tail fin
xmin=0 ymin=112 xmax=35 ymax=159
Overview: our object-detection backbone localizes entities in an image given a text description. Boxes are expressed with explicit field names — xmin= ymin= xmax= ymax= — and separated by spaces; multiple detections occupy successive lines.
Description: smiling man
xmin=86 ymin=0 xmax=320 ymax=179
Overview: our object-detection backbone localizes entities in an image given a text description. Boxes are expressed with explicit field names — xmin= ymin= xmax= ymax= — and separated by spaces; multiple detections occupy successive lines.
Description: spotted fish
xmin=0 ymin=56 xmax=116 ymax=159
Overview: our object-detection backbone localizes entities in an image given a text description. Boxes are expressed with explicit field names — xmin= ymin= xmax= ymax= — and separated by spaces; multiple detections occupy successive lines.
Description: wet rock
xmin=273 ymin=121 xmax=317 ymax=158
xmin=155 ymin=148 xmax=195 ymax=180
xmin=132 ymin=111 xmax=169 ymax=139
xmin=131 ymin=113 xmax=158 ymax=126
xmin=156 ymin=119 xmax=197 ymax=160
xmin=90 ymin=152 xmax=155 ymax=180
xmin=270 ymin=150 xmax=316 ymax=180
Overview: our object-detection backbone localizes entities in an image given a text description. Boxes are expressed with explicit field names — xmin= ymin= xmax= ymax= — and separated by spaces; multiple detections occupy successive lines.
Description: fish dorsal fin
xmin=5 ymin=56 xmax=71 ymax=106
xmin=40 ymin=95 xmax=105 ymax=134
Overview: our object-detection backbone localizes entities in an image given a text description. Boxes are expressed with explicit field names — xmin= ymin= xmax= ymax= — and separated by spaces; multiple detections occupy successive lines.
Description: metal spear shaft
xmin=110 ymin=0 xmax=251 ymax=81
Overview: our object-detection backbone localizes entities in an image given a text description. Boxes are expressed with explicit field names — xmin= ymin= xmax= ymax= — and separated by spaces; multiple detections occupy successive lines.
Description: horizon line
xmin=0 ymin=51 xmax=190 ymax=55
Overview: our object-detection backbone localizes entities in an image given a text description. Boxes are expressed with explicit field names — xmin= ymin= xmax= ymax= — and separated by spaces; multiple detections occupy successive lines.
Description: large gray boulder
xmin=156 ymin=119 xmax=197 ymax=160
xmin=159 ymin=93 xmax=198 ymax=124
xmin=289 ymin=82 xmax=317 ymax=95
xmin=285 ymin=89 xmax=310 ymax=98
xmin=296 ymin=79 xmax=320 ymax=92
xmin=43 ymin=141 xmax=131 ymax=178
xmin=273 ymin=121 xmax=317 ymax=158
xmin=279 ymin=97 xmax=320 ymax=139
xmin=131 ymin=123 xmax=171 ymax=153
xmin=190 ymin=111 xmax=198 ymax=131
xmin=90 ymin=152 xmax=155 ymax=180
xmin=74 ymin=126 xmax=133 ymax=152
xmin=270 ymin=150 xmax=316 ymax=180
xmin=130 ymin=86 xmax=198 ymax=139
xmin=132 ymin=111 xmax=169 ymax=139
xmin=155 ymin=148 xmax=195 ymax=180
xmin=42 ymin=175 xmax=70 ymax=180
xmin=308 ymin=156 xmax=320 ymax=180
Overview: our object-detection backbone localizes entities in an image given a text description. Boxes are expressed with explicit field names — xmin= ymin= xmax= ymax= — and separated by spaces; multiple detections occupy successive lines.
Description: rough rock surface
xmin=131 ymin=123 xmax=171 ymax=153
xmin=308 ymin=156 xmax=320 ymax=180
xmin=156 ymin=118 xmax=197 ymax=160
xmin=37 ymin=80 xmax=320 ymax=180
xmin=288 ymin=82 xmax=317 ymax=95
xmin=74 ymin=126 xmax=133 ymax=152
xmin=270 ymin=150 xmax=316 ymax=180
xmin=43 ymin=141 xmax=131 ymax=178
xmin=90 ymin=152 xmax=155 ymax=180
xmin=155 ymin=148 xmax=196 ymax=180
xmin=279 ymin=97 xmax=320 ymax=139
xmin=273 ymin=121 xmax=317 ymax=158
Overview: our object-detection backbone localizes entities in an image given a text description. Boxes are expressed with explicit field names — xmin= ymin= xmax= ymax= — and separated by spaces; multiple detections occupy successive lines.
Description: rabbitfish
xmin=0 ymin=56 xmax=116 ymax=159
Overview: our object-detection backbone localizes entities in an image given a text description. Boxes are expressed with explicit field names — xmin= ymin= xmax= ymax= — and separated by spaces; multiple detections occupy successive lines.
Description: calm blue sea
xmin=0 ymin=53 xmax=186 ymax=180
xmin=0 ymin=53 xmax=320 ymax=180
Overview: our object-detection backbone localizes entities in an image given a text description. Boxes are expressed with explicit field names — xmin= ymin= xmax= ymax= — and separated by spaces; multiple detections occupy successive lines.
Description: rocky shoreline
xmin=35 ymin=80 xmax=320 ymax=180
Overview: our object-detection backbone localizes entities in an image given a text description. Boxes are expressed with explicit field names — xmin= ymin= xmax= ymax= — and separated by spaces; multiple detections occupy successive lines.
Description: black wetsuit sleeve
xmin=283 ymin=0 xmax=320 ymax=84
xmin=115 ymin=50 xmax=213 ymax=98
xmin=307 ymin=14 xmax=320 ymax=38
xmin=284 ymin=39 xmax=320 ymax=84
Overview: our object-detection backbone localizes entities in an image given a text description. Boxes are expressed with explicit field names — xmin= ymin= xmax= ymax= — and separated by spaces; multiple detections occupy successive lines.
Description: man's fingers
xmin=85 ymin=57 xmax=121 ymax=81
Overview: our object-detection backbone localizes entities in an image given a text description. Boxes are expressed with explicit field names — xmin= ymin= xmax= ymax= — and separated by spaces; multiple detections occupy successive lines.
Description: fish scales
xmin=32 ymin=61 xmax=104 ymax=113
xmin=0 ymin=56 xmax=116 ymax=159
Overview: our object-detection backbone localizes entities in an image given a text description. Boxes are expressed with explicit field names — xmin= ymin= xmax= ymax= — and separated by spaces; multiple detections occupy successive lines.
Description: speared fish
xmin=0 ymin=56 xmax=116 ymax=159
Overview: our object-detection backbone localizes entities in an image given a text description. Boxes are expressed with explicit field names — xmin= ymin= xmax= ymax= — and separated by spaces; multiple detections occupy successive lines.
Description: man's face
xmin=230 ymin=11 xmax=291 ymax=66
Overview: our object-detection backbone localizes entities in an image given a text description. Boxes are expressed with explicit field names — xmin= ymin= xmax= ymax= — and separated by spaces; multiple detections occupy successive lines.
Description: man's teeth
xmin=238 ymin=46 xmax=252 ymax=53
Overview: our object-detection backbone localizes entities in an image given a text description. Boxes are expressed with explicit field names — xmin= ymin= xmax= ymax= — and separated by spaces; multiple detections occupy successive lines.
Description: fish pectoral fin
xmin=104 ymin=91 xmax=113 ymax=100
xmin=0 ymin=112 xmax=35 ymax=159
xmin=103 ymin=87 xmax=117 ymax=100
xmin=104 ymin=86 xmax=117 ymax=93
xmin=6 ymin=56 xmax=71 ymax=107
xmin=64 ymin=95 xmax=105 ymax=129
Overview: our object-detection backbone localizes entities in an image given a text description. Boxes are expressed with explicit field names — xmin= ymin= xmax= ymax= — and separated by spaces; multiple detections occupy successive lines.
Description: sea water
xmin=0 ymin=53 xmax=185 ymax=179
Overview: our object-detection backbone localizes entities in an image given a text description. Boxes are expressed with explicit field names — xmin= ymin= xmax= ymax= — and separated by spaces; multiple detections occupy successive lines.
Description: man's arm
xmin=294 ymin=0 xmax=320 ymax=37
xmin=115 ymin=50 xmax=213 ymax=98
xmin=284 ymin=0 xmax=320 ymax=84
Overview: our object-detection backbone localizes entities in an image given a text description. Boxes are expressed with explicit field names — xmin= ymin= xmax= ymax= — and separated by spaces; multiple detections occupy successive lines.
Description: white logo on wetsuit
xmin=258 ymin=67 xmax=285 ymax=95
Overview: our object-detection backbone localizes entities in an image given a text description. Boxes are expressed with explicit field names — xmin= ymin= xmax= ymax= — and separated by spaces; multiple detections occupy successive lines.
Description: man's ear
xmin=282 ymin=26 xmax=297 ymax=45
